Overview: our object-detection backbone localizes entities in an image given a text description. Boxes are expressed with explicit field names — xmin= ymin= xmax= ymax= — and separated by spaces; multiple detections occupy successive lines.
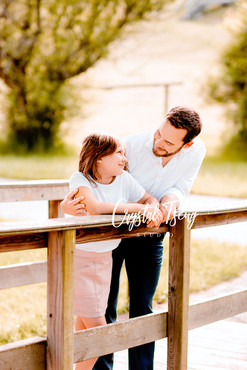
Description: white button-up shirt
xmin=123 ymin=131 xmax=206 ymax=205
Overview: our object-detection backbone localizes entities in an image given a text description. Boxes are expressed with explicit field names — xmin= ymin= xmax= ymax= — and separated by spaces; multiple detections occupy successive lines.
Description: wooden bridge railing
xmin=0 ymin=180 xmax=247 ymax=369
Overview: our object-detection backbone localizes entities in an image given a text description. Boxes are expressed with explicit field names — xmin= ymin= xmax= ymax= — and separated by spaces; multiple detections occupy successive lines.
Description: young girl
xmin=69 ymin=133 xmax=162 ymax=370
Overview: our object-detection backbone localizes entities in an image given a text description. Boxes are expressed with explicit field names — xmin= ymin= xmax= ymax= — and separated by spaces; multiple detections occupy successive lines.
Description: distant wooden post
xmin=49 ymin=200 xmax=64 ymax=218
xmin=167 ymin=218 xmax=191 ymax=369
xmin=47 ymin=229 xmax=75 ymax=370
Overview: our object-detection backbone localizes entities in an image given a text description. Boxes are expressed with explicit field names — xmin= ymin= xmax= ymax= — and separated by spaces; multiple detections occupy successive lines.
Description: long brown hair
xmin=78 ymin=133 xmax=121 ymax=183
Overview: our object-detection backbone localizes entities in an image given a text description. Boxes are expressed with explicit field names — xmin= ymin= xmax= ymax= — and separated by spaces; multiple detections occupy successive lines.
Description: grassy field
xmin=0 ymin=154 xmax=247 ymax=198
xmin=1 ymin=238 xmax=247 ymax=345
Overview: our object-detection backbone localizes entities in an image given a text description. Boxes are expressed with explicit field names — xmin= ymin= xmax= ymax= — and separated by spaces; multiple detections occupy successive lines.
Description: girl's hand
xmin=142 ymin=205 xmax=163 ymax=229
xmin=60 ymin=189 xmax=87 ymax=216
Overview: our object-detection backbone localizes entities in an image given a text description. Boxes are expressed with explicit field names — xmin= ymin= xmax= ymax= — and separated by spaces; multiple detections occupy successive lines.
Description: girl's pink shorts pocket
xmin=74 ymin=248 xmax=112 ymax=317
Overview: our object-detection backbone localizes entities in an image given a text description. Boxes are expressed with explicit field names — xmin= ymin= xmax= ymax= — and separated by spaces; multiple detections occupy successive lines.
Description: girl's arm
xmin=75 ymin=187 xmax=162 ymax=227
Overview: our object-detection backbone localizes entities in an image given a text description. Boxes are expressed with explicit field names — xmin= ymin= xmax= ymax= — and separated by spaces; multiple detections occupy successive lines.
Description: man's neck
xmin=162 ymin=156 xmax=173 ymax=167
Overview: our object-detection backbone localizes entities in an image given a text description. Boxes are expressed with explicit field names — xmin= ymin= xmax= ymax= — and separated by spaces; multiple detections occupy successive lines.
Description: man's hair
xmin=166 ymin=106 xmax=202 ymax=143
xmin=78 ymin=133 xmax=120 ymax=183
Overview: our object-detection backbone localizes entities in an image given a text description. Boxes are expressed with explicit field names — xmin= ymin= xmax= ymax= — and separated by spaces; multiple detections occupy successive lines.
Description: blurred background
xmin=0 ymin=0 xmax=247 ymax=352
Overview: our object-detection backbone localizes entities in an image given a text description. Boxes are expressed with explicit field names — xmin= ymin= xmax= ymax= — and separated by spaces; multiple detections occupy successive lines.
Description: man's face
xmin=153 ymin=120 xmax=188 ymax=157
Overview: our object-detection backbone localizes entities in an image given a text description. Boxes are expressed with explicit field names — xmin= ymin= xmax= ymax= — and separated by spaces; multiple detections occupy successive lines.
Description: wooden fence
xmin=0 ymin=180 xmax=247 ymax=369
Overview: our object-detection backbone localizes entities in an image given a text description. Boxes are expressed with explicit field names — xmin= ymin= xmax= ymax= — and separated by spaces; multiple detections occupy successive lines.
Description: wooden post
xmin=48 ymin=200 xmax=64 ymax=218
xmin=167 ymin=218 xmax=191 ymax=370
xmin=47 ymin=229 xmax=75 ymax=370
xmin=163 ymin=84 xmax=169 ymax=115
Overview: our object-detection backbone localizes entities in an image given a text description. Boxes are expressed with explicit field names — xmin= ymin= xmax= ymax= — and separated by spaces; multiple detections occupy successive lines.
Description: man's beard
xmin=152 ymin=144 xmax=184 ymax=158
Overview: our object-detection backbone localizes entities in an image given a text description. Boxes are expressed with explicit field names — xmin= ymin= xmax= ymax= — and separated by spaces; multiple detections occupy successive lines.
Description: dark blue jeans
xmin=93 ymin=233 xmax=165 ymax=370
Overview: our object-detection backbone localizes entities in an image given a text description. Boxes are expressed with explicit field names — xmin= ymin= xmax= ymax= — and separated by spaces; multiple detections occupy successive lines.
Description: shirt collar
xmin=145 ymin=132 xmax=154 ymax=151
xmin=145 ymin=132 xmax=163 ymax=164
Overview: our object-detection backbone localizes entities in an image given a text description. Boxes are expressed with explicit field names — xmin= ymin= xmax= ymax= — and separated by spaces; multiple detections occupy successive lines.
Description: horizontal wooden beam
xmin=189 ymin=289 xmax=247 ymax=330
xmin=193 ymin=210 xmax=247 ymax=229
xmin=0 ymin=233 xmax=47 ymax=253
xmin=74 ymin=312 xmax=167 ymax=363
xmin=1 ymin=290 xmax=246 ymax=366
xmin=0 ymin=180 xmax=69 ymax=202
xmin=0 ymin=261 xmax=47 ymax=289
xmin=0 ymin=337 xmax=46 ymax=370
xmin=76 ymin=223 xmax=169 ymax=244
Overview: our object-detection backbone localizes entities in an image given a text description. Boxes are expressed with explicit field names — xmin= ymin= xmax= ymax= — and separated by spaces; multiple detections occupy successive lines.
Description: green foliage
xmin=0 ymin=0 xmax=170 ymax=153
xmin=208 ymin=2 xmax=247 ymax=147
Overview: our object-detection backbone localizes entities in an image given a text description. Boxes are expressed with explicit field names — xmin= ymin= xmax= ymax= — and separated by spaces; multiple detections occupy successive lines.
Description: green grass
xmin=1 ymin=238 xmax=247 ymax=345
xmin=0 ymin=154 xmax=247 ymax=197
xmin=191 ymin=157 xmax=247 ymax=198
xmin=0 ymin=154 xmax=78 ymax=180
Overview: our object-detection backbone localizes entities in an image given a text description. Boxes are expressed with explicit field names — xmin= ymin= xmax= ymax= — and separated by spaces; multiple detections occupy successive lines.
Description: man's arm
xmin=60 ymin=189 xmax=87 ymax=216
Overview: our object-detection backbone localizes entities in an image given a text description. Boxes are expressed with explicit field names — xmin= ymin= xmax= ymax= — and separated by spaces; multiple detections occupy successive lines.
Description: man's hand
xmin=60 ymin=189 xmax=87 ymax=216
xmin=159 ymin=194 xmax=179 ymax=224
xmin=143 ymin=205 xmax=163 ymax=229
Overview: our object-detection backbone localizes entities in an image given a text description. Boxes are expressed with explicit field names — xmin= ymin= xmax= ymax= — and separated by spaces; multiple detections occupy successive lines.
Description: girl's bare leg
xmin=75 ymin=316 xmax=106 ymax=370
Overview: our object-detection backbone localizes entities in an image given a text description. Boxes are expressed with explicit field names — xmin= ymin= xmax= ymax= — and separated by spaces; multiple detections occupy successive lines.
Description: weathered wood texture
xmin=168 ymin=218 xmax=191 ymax=370
xmin=1 ymin=182 xmax=247 ymax=370
xmin=49 ymin=200 xmax=64 ymax=218
xmin=1 ymin=290 xmax=246 ymax=367
xmin=0 ymin=232 xmax=47 ymax=253
xmin=46 ymin=230 xmax=75 ymax=370
xmin=193 ymin=210 xmax=247 ymax=229
xmin=0 ymin=180 xmax=68 ymax=202
xmin=0 ymin=261 xmax=47 ymax=289
xmin=74 ymin=311 xmax=167 ymax=362
xmin=0 ymin=337 xmax=46 ymax=370
xmin=189 ymin=289 xmax=247 ymax=330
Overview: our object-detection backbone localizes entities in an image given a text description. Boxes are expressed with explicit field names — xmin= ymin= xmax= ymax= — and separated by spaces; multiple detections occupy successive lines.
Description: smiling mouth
xmin=155 ymin=146 xmax=167 ymax=153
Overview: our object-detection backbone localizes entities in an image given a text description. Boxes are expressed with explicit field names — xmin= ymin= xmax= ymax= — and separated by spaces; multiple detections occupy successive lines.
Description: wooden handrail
xmin=0 ymin=181 xmax=247 ymax=369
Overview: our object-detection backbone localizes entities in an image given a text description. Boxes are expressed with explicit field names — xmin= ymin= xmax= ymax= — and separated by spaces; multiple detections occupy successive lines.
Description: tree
xmin=0 ymin=0 xmax=171 ymax=153
xmin=208 ymin=1 xmax=247 ymax=144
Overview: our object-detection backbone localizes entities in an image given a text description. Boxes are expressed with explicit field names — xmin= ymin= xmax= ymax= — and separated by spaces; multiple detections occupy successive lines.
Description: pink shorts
xmin=74 ymin=248 xmax=112 ymax=318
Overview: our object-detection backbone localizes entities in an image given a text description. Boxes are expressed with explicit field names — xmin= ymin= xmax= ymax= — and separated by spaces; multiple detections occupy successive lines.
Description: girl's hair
xmin=78 ymin=133 xmax=121 ymax=182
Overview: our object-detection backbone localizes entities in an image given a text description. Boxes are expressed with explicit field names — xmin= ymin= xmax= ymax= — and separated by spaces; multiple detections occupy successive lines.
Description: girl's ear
xmin=183 ymin=141 xmax=193 ymax=149
xmin=97 ymin=158 xmax=102 ymax=164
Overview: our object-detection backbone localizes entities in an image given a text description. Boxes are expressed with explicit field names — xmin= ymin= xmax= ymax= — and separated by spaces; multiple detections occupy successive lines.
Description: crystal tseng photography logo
xmin=111 ymin=199 xmax=197 ymax=231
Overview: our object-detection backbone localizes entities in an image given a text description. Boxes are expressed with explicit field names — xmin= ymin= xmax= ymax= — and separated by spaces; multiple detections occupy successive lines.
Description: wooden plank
xmin=0 ymin=336 xmax=46 ymax=370
xmin=76 ymin=223 xmax=169 ymax=244
xmin=46 ymin=230 xmax=75 ymax=370
xmin=189 ymin=289 xmax=247 ymax=330
xmin=49 ymin=200 xmax=64 ymax=218
xmin=0 ymin=216 xmax=169 ymax=238
xmin=0 ymin=291 xmax=246 ymax=367
xmin=193 ymin=210 xmax=247 ymax=229
xmin=0 ymin=233 xmax=47 ymax=253
xmin=1 ymin=208 xmax=247 ymax=236
xmin=0 ymin=180 xmax=69 ymax=202
xmin=62 ymin=230 xmax=75 ymax=370
xmin=168 ymin=218 xmax=191 ymax=370
xmin=74 ymin=312 xmax=168 ymax=362
xmin=0 ymin=222 xmax=168 ymax=254
xmin=0 ymin=261 xmax=47 ymax=289
xmin=0 ymin=215 xmax=124 ymax=235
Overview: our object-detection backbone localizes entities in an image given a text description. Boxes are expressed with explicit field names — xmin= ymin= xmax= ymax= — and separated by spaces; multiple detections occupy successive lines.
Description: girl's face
xmin=97 ymin=143 xmax=127 ymax=181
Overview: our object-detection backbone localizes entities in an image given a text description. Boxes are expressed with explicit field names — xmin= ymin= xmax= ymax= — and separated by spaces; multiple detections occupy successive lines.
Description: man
xmin=61 ymin=106 xmax=206 ymax=370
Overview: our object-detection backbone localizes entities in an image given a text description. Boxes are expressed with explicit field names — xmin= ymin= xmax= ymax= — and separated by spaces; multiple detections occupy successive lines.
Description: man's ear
xmin=183 ymin=141 xmax=193 ymax=149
